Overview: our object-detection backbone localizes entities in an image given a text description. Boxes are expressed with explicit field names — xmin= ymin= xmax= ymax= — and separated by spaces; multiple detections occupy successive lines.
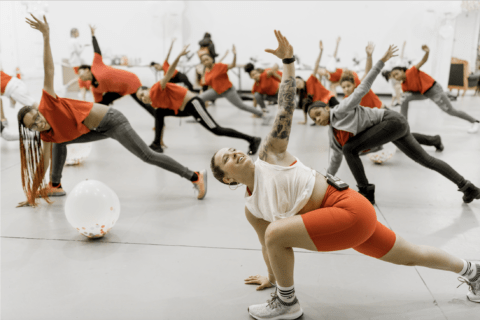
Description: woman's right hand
xmin=265 ymin=30 xmax=294 ymax=60
xmin=17 ymin=200 xmax=35 ymax=208
xmin=244 ymin=274 xmax=274 ymax=291
xmin=380 ymin=45 xmax=399 ymax=63
xmin=89 ymin=24 xmax=96 ymax=36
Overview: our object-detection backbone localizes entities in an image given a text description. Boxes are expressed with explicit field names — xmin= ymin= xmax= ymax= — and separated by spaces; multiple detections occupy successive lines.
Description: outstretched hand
xmin=421 ymin=45 xmax=429 ymax=53
xmin=319 ymin=40 xmax=323 ymax=51
xmin=265 ymin=30 xmax=293 ymax=60
xmin=89 ymin=24 xmax=96 ymax=36
xmin=179 ymin=45 xmax=190 ymax=57
xmin=244 ymin=275 xmax=274 ymax=291
xmin=380 ymin=45 xmax=399 ymax=63
xmin=366 ymin=42 xmax=375 ymax=56
xmin=232 ymin=45 xmax=236 ymax=55
xmin=25 ymin=14 xmax=49 ymax=36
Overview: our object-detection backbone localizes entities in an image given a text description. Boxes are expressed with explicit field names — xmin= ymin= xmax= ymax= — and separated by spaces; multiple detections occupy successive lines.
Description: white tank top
xmin=245 ymin=158 xmax=317 ymax=222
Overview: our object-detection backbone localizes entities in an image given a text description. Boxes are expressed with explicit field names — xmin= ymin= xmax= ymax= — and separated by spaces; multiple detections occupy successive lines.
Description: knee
xmin=342 ymin=142 xmax=358 ymax=155
xmin=265 ymin=223 xmax=286 ymax=248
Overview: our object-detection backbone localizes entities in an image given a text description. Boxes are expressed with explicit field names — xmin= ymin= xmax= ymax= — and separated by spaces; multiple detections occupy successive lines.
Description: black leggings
xmin=342 ymin=110 xmax=466 ymax=188
xmin=153 ymin=97 xmax=255 ymax=145
xmin=170 ymin=72 xmax=194 ymax=91
xmin=99 ymin=92 xmax=156 ymax=117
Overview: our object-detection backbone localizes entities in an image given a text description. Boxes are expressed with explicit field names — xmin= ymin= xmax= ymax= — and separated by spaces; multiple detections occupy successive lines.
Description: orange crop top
xmin=204 ymin=63 xmax=232 ymax=94
xmin=149 ymin=82 xmax=188 ymax=114
xmin=252 ymin=68 xmax=282 ymax=96
xmin=353 ymin=73 xmax=382 ymax=109
xmin=401 ymin=66 xmax=435 ymax=94
xmin=328 ymin=68 xmax=343 ymax=83
xmin=306 ymin=75 xmax=334 ymax=104
xmin=39 ymin=90 xmax=93 ymax=143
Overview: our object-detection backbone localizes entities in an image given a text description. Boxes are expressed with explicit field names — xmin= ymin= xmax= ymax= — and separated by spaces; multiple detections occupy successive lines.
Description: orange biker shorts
xmin=301 ymin=186 xmax=396 ymax=258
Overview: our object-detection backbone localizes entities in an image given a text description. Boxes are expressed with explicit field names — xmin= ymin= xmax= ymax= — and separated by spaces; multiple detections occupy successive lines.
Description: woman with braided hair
xmin=16 ymin=14 xmax=206 ymax=207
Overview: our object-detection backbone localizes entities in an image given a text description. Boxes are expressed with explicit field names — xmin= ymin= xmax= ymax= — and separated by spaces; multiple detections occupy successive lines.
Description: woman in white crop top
xmin=210 ymin=31 xmax=479 ymax=320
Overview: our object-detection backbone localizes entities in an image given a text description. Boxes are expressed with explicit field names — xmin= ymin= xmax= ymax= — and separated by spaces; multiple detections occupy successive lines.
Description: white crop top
xmin=244 ymin=157 xmax=317 ymax=222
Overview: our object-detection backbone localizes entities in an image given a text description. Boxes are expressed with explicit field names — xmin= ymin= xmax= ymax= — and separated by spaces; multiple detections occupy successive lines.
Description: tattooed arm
xmin=257 ymin=30 xmax=296 ymax=163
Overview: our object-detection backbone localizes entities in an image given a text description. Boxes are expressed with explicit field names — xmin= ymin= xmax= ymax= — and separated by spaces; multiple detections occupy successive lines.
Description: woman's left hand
xmin=25 ymin=14 xmax=49 ymax=35
xmin=244 ymin=274 xmax=274 ymax=291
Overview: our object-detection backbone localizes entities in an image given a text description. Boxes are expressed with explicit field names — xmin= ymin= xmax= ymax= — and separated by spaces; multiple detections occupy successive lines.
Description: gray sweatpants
xmin=51 ymin=108 xmax=194 ymax=184
xmin=400 ymin=82 xmax=477 ymax=123
xmin=199 ymin=86 xmax=263 ymax=116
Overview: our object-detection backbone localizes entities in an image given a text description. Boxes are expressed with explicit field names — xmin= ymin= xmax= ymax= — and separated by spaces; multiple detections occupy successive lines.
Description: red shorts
xmin=73 ymin=66 xmax=91 ymax=90
xmin=301 ymin=186 xmax=396 ymax=258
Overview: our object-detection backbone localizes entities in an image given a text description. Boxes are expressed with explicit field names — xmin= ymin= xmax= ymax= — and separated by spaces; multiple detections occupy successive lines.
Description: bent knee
xmin=265 ymin=223 xmax=287 ymax=247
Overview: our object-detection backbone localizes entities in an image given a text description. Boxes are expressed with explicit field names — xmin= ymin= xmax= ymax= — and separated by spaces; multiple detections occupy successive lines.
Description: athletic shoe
xmin=37 ymin=183 xmax=66 ymax=197
xmin=358 ymin=184 xmax=375 ymax=205
xmin=467 ymin=122 xmax=479 ymax=134
xmin=434 ymin=135 xmax=444 ymax=152
xmin=192 ymin=170 xmax=207 ymax=200
xmin=248 ymin=292 xmax=303 ymax=320
xmin=249 ymin=137 xmax=262 ymax=155
xmin=458 ymin=180 xmax=480 ymax=203
xmin=359 ymin=145 xmax=383 ymax=156
xmin=458 ymin=262 xmax=480 ymax=303
xmin=149 ymin=142 xmax=163 ymax=153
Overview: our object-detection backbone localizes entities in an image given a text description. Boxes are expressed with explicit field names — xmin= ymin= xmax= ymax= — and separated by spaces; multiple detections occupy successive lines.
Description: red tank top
xmin=39 ymin=90 xmax=93 ymax=143
xmin=204 ymin=63 xmax=232 ymax=94
xmin=328 ymin=68 xmax=343 ymax=83
xmin=401 ymin=66 xmax=435 ymax=94
xmin=353 ymin=73 xmax=382 ymax=109
xmin=251 ymin=68 xmax=282 ymax=96
xmin=306 ymin=75 xmax=334 ymax=104
xmin=149 ymin=82 xmax=188 ymax=114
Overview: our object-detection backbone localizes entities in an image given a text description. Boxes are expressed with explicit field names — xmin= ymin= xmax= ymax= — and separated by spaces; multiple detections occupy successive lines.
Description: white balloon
xmin=65 ymin=180 xmax=120 ymax=238
xmin=65 ymin=143 xmax=92 ymax=166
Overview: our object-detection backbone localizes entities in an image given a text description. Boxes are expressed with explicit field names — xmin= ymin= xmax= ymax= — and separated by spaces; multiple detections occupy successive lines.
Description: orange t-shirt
xmin=39 ymin=90 xmax=93 ymax=143
xmin=352 ymin=73 xmax=382 ymax=109
xmin=162 ymin=61 xmax=179 ymax=78
xmin=91 ymin=53 xmax=142 ymax=103
xmin=401 ymin=66 xmax=435 ymax=94
xmin=149 ymin=82 xmax=188 ymax=114
xmin=251 ymin=68 xmax=282 ymax=96
xmin=306 ymin=75 xmax=334 ymax=104
xmin=328 ymin=68 xmax=343 ymax=83
xmin=1 ymin=71 xmax=13 ymax=95
xmin=333 ymin=128 xmax=354 ymax=146
xmin=204 ymin=63 xmax=232 ymax=94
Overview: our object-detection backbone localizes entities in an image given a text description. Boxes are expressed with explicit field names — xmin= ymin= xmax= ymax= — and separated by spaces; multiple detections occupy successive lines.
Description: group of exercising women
xmin=11 ymin=14 xmax=480 ymax=320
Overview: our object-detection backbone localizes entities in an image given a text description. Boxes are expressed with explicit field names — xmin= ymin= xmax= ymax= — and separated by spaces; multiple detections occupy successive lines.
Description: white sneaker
xmin=467 ymin=122 xmax=479 ymax=134
xmin=458 ymin=262 xmax=480 ymax=303
xmin=248 ymin=292 xmax=303 ymax=320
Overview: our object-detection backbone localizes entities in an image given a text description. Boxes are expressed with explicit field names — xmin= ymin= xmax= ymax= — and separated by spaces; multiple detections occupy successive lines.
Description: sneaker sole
xmin=248 ymin=309 xmax=303 ymax=320
xmin=467 ymin=294 xmax=480 ymax=303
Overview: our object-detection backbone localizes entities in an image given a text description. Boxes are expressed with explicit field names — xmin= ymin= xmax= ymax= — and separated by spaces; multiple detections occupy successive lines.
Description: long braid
xmin=18 ymin=106 xmax=51 ymax=206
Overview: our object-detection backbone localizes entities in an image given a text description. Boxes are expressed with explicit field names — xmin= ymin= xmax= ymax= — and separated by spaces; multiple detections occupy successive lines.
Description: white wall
xmin=2 ymin=1 xmax=478 ymax=93
xmin=452 ymin=10 xmax=480 ymax=72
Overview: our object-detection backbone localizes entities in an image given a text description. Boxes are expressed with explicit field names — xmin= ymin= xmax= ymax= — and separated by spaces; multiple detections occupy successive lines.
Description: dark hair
xmin=391 ymin=66 xmax=407 ymax=73
xmin=295 ymin=76 xmax=309 ymax=110
xmin=381 ymin=70 xmax=391 ymax=82
xmin=339 ymin=70 xmax=356 ymax=85
xmin=204 ymin=32 xmax=211 ymax=38
xmin=77 ymin=65 xmax=91 ymax=71
xmin=244 ymin=63 xmax=254 ymax=74
xmin=210 ymin=151 xmax=238 ymax=186
xmin=70 ymin=28 xmax=78 ymax=37
xmin=150 ymin=61 xmax=159 ymax=67
xmin=307 ymin=101 xmax=327 ymax=116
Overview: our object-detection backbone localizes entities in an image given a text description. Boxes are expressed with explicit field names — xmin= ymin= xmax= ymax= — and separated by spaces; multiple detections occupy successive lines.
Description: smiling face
xmin=213 ymin=147 xmax=253 ymax=185
xmin=390 ymin=69 xmax=406 ymax=82
xmin=22 ymin=109 xmax=50 ymax=132
xmin=341 ymin=80 xmax=355 ymax=96
xmin=308 ymin=106 xmax=331 ymax=126
xmin=200 ymin=54 xmax=214 ymax=68
xmin=249 ymin=70 xmax=261 ymax=82
xmin=136 ymin=87 xmax=152 ymax=105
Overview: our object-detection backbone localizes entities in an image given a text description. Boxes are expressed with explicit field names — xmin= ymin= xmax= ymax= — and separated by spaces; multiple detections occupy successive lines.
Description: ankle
xmin=190 ymin=172 xmax=199 ymax=182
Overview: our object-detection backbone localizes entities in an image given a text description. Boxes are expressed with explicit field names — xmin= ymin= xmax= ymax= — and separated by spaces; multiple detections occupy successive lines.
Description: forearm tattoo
xmin=259 ymin=76 xmax=296 ymax=161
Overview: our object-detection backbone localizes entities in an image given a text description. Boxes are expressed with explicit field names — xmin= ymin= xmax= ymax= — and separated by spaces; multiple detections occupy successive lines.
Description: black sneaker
xmin=149 ymin=142 xmax=164 ymax=153
xmin=458 ymin=181 xmax=480 ymax=204
xmin=248 ymin=137 xmax=262 ymax=155
xmin=434 ymin=135 xmax=444 ymax=152
xmin=358 ymin=184 xmax=375 ymax=204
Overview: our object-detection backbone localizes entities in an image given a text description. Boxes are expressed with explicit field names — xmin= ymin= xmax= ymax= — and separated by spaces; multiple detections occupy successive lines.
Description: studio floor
xmin=1 ymin=82 xmax=480 ymax=320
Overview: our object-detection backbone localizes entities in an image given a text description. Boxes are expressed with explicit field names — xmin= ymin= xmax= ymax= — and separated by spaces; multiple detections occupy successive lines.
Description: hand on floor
xmin=245 ymin=275 xmax=274 ymax=291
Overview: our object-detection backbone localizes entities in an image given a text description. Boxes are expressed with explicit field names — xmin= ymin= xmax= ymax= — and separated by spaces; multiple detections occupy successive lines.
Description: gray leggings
xmin=51 ymin=108 xmax=194 ymax=184
xmin=400 ymin=82 xmax=477 ymax=123
xmin=254 ymin=92 xmax=278 ymax=111
xmin=199 ymin=86 xmax=263 ymax=116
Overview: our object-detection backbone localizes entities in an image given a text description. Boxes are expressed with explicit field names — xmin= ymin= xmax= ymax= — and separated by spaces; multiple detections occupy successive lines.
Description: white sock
xmin=459 ymin=260 xmax=478 ymax=281
xmin=276 ymin=284 xmax=296 ymax=304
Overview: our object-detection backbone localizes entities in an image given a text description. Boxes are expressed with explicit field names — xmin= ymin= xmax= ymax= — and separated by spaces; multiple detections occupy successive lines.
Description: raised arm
xmin=333 ymin=36 xmax=341 ymax=59
xmin=257 ymin=30 xmax=295 ymax=162
xmin=165 ymin=38 xmax=176 ymax=63
xmin=415 ymin=45 xmax=429 ymax=70
xmin=26 ymin=14 xmax=55 ymax=98
xmin=160 ymin=45 xmax=190 ymax=89
xmin=335 ymin=45 xmax=398 ymax=114
xmin=361 ymin=42 xmax=375 ymax=81
xmin=400 ymin=41 xmax=406 ymax=60
xmin=89 ymin=25 xmax=101 ymax=55
xmin=312 ymin=40 xmax=323 ymax=77
xmin=218 ymin=49 xmax=229 ymax=63
xmin=227 ymin=45 xmax=236 ymax=70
